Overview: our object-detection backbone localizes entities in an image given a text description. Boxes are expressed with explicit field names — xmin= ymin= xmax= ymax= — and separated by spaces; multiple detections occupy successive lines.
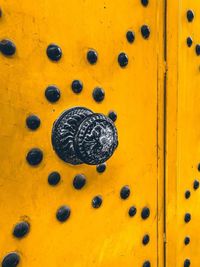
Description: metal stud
xmin=48 ymin=172 xmax=61 ymax=186
xmin=0 ymin=8 xmax=2 ymax=18
xmin=184 ymin=259 xmax=191 ymax=267
xmin=92 ymin=87 xmax=105 ymax=102
xmin=71 ymin=80 xmax=83 ymax=94
xmin=185 ymin=190 xmax=191 ymax=199
xmin=26 ymin=115 xmax=41 ymax=130
xmin=126 ymin=31 xmax=135 ymax=43
xmin=0 ymin=39 xmax=16 ymax=56
xmin=108 ymin=111 xmax=117 ymax=122
xmin=142 ymin=234 xmax=150 ymax=245
xmin=184 ymin=236 xmax=190 ymax=245
xmin=45 ymin=85 xmax=60 ymax=103
xmin=2 ymin=252 xmax=20 ymax=267
xmin=141 ymin=25 xmax=150 ymax=39
xmin=195 ymin=44 xmax=200 ymax=56
xmin=118 ymin=52 xmax=128 ymax=67
xmin=186 ymin=37 xmax=193 ymax=47
xmin=141 ymin=207 xmax=150 ymax=220
xmin=184 ymin=213 xmax=191 ymax=223
xmin=46 ymin=44 xmax=62 ymax=61
xmin=13 ymin=221 xmax=30 ymax=238
xmin=87 ymin=49 xmax=98 ymax=64
xmin=26 ymin=148 xmax=43 ymax=166
xmin=193 ymin=179 xmax=199 ymax=190
xmin=141 ymin=0 xmax=149 ymax=7
xmin=143 ymin=261 xmax=151 ymax=267
xmin=186 ymin=10 xmax=194 ymax=22
xmin=198 ymin=163 xmax=200 ymax=172
xmin=129 ymin=206 xmax=137 ymax=217
xmin=120 ymin=185 xmax=130 ymax=200
xmin=73 ymin=174 xmax=86 ymax=190
xmin=96 ymin=163 xmax=106 ymax=173
xmin=56 ymin=206 xmax=71 ymax=222
xmin=92 ymin=195 xmax=102 ymax=208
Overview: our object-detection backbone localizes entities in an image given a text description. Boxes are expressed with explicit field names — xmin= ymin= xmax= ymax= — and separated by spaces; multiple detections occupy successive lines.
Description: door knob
xmin=51 ymin=107 xmax=118 ymax=165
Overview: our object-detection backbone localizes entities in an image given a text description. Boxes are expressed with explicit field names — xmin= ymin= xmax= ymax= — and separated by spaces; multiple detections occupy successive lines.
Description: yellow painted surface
xmin=0 ymin=1 xmax=164 ymax=267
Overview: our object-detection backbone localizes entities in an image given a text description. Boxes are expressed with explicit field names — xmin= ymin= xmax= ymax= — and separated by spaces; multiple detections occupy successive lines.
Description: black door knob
xmin=51 ymin=107 xmax=118 ymax=165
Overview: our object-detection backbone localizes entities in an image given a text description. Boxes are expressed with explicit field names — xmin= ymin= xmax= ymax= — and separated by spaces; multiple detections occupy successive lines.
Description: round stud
xmin=143 ymin=261 xmax=151 ymax=267
xmin=73 ymin=174 xmax=86 ymax=190
xmin=26 ymin=148 xmax=43 ymax=166
xmin=0 ymin=39 xmax=16 ymax=56
xmin=118 ymin=52 xmax=128 ymax=68
xmin=120 ymin=185 xmax=130 ymax=200
xmin=129 ymin=206 xmax=137 ymax=217
xmin=186 ymin=37 xmax=193 ymax=47
xmin=56 ymin=206 xmax=71 ymax=222
xmin=45 ymin=85 xmax=60 ymax=103
xmin=142 ymin=234 xmax=150 ymax=245
xmin=0 ymin=8 xmax=2 ymax=18
xmin=195 ymin=44 xmax=200 ymax=56
xmin=197 ymin=163 xmax=200 ymax=171
xmin=13 ymin=221 xmax=30 ymax=239
xmin=141 ymin=25 xmax=150 ymax=39
xmin=71 ymin=80 xmax=83 ymax=94
xmin=141 ymin=0 xmax=149 ymax=7
xmin=185 ymin=190 xmax=191 ymax=199
xmin=108 ymin=111 xmax=117 ymax=122
xmin=92 ymin=195 xmax=102 ymax=208
xmin=87 ymin=49 xmax=98 ymax=64
xmin=46 ymin=44 xmax=62 ymax=61
xmin=126 ymin=31 xmax=135 ymax=43
xmin=184 ymin=236 xmax=190 ymax=245
xmin=2 ymin=252 xmax=20 ymax=267
xmin=187 ymin=10 xmax=194 ymax=22
xmin=184 ymin=213 xmax=191 ymax=223
xmin=193 ymin=179 xmax=199 ymax=190
xmin=141 ymin=207 xmax=150 ymax=220
xmin=26 ymin=115 xmax=41 ymax=130
xmin=96 ymin=163 xmax=106 ymax=173
xmin=92 ymin=87 xmax=105 ymax=102
xmin=184 ymin=259 xmax=191 ymax=267
xmin=48 ymin=171 xmax=61 ymax=186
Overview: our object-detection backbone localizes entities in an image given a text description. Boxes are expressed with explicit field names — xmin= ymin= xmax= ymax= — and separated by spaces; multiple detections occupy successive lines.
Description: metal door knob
xmin=51 ymin=107 xmax=118 ymax=165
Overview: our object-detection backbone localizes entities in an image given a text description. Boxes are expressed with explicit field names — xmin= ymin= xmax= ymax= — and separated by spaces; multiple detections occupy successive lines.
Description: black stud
xmin=142 ymin=234 xmax=150 ymax=245
xmin=126 ymin=31 xmax=135 ymax=43
xmin=48 ymin=171 xmax=61 ymax=186
xmin=93 ymin=87 xmax=105 ymax=102
xmin=184 ymin=213 xmax=191 ymax=223
xmin=193 ymin=179 xmax=199 ymax=190
xmin=184 ymin=236 xmax=190 ymax=245
xmin=0 ymin=8 xmax=2 ymax=18
xmin=184 ymin=259 xmax=191 ymax=267
xmin=118 ymin=52 xmax=128 ymax=67
xmin=71 ymin=80 xmax=83 ymax=94
xmin=120 ymin=185 xmax=130 ymax=200
xmin=87 ymin=49 xmax=98 ymax=64
xmin=141 ymin=0 xmax=149 ymax=7
xmin=96 ymin=163 xmax=106 ymax=173
xmin=0 ymin=39 xmax=16 ymax=56
xmin=141 ymin=25 xmax=150 ymax=39
xmin=2 ymin=252 xmax=20 ymax=267
xmin=141 ymin=207 xmax=150 ymax=220
xmin=195 ymin=45 xmax=200 ymax=56
xmin=185 ymin=190 xmax=191 ymax=199
xmin=129 ymin=206 xmax=137 ymax=217
xmin=198 ymin=163 xmax=200 ymax=172
xmin=186 ymin=37 xmax=193 ymax=47
xmin=26 ymin=148 xmax=43 ymax=166
xmin=26 ymin=115 xmax=41 ymax=130
xmin=92 ymin=195 xmax=102 ymax=208
xmin=56 ymin=206 xmax=71 ymax=222
xmin=143 ymin=261 xmax=151 ymax=267
xmin=187 ymin=10 xmax=194 ymax=22
xmin=108 ymin=111 xmax=117 ymax=122
xmin=73 ymin=174 xmax=86 ymax=190
xmin=46 ymin=44 xmax=62 ymax=61
xmin=45 ymin=85 xmax=60 ymax=103
xmin=13 ymin=221 xmax=30 ymax=238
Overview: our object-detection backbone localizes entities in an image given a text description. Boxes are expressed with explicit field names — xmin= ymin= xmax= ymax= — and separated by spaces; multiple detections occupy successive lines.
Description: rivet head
xmin=129 ymin=206 xmax=137 ymax=217
xmin=184 ymin=236 xmax=190 ymax=245
xmin=118 ymin=52 xmax=128 ymax=67
xmin=73 ymin=174 xmax=86 ymax=190
xmin=87 ymin=49 xmax=98 ymax=64
xmin=108 ymin=111 xmax=117 ymax=122
xmin=185 ymin=190 xmax=191 ymax=199
xmin=184 ymin=213 xmax=191 ymax=223
xmin=141 ymin=25 xmax=150 ymax=39
xmin=120 ymin=185 xmax=130 ymax=200
xmin=2 ymin=253 xmax=20 ymax=267
xmin=184 ymin=259 xmax=191 ymax=267
xmin=141 ymin=0 xmax=149 ymax=7
xmin=186 ymin=37 xmax=193 ymax=47
xmin=143 ymin=261 xmax=151 ymax=267
xmin=46 ymin=44 xmax=62 ymax=61
xmin=195 ymin=45 xmax=200 ymax=56
xmin=26 ymin=148 xmax=43 ymax=166
xmin=13 ymin=221 xmax=30 ymax=238
xmin=93 ymin=87 xmax=105 ymax=102
xmin=45 ymin=85 xmax=60 ymax=103
xmin=48 ymin=172 xmax=61 ymax=186
xmin=92 ymin=195 xmax=102 ymax=208
xmin=26 ymin=115 xmax=40 ymax=130
xmin=193 ymin=179 xmax=199 ymax=190
xmin=187 ymin=10 xmax=194 ymax=22
xmin=126 ymin=31 xmax=135 ymax=43
xmin=141 ymin=207 xmax=150 ymax=219
xmin=71 ymin=80 xmax=83 ymax=94
xmin=142 ymin=234 xmax=150 ymax=245
xmin=56 ymin=206 xmax=71 ymax=222
xmin=96 ymin=163 xmax=106 ymax=173
xmin=0 ymin=39 xmax=16 ymax=56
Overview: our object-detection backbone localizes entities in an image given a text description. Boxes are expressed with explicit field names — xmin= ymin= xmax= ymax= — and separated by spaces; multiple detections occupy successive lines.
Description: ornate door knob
xmin=51 ymin=107 xmax=118 ymax=165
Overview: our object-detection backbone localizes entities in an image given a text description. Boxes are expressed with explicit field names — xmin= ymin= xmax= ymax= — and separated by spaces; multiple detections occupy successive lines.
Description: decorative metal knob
xmin=51 ymin=107 xmax=118 ymax=165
